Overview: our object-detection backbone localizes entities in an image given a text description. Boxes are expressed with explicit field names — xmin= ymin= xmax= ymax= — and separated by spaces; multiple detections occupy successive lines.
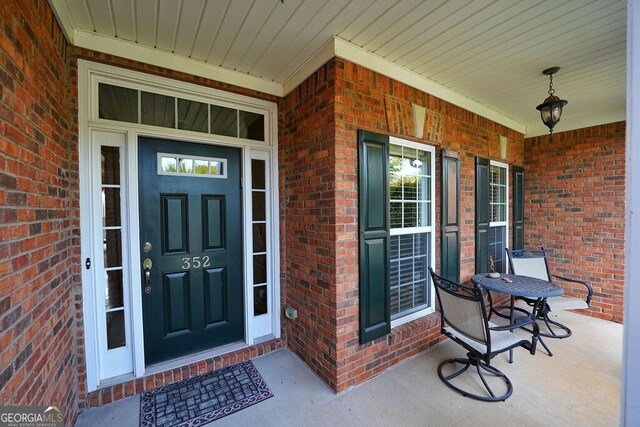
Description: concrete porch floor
xmin=76 ymin=311 xmax=622 ymax=426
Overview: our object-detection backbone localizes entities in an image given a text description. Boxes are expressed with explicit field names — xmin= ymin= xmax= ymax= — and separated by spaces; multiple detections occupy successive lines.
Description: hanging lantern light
xmin=536 ymin=67 xmax=568 ymax=138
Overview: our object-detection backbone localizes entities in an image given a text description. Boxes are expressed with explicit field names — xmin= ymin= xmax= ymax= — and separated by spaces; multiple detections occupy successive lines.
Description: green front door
xmin=138 ymin=137 xmax=243 ymax=365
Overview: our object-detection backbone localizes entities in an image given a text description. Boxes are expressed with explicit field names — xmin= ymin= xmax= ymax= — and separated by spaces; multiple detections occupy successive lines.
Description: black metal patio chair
xmin=429 ymin=268 xmax=539 ymax=402
xmin=505 ymin=248 xmax=593 ymax=342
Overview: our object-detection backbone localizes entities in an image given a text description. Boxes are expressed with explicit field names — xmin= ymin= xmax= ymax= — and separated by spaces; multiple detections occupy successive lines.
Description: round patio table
xmin=471 ymin=274 xmax=563 ymax=361
xmin=471 ymin=274 xmax=563 ymax=298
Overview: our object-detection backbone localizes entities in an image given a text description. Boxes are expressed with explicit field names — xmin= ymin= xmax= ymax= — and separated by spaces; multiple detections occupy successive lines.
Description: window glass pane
xmin=417 ymin=202 xmax=430 ymax=227
xmin=161 ymin=157 xmax=177 ymax=173
xmin=102 ymin=188 xmax=121 ymax=227
xmin=103 ymin=229 xmax=122 ymax=268
xmin=389 ymin=233 xmax=430 ymax=317
xmin=210 ymin=105 xmax=237 ymax=137
xmin=390 ymin=287 xmax=399 ymax=314
xmin=106 ymin=310 xmax=126 ymax=349
xmin=141 ymin=91 xmax=175 ymax=128
xmin=389 ymin=146 xmax=403 ymax=175
xmin=194 ymin=160 xmax=209 ymax=175
xmin=418 ymin=177 xmax=430 ymax=201
xmin=178 ymin=98 xmax=208 ymax=133
xmin=101 ymin=146 xmax=120 ymax=185
xmin=252 ymin=192 xmax=266 ymax=221
xmin=251 ymin=159 xmax=266 ymax=189
xmin=253 ymin=254 xmax=267 ymax=284
xmin=389 ymin=174 xmax=402 ymax=200
xmin=253 ymin=285 xmax=268 ymax=316
xmin=99 ymin=83 xmax=138 ymax=123
xmin=403 ymin=175 xmax=417 ymax=200
xmin=253 ymin=223 xmax=266 ymax=253
xmin=239 ymin=111 xmax=264 ymax=141
xmin=403 ymin=203 xmax=417 ymax=228
xmin=105 ymin=270 xmax=124 ymax=309
xmin=390 ymin=202 xmax=402 ymax=228
xmin=210 ymin=161 xmax=224 ymax=176
xmin=489 ymin=226 xmax=506 ymax=272
xmin=419 ymin=150 xmax=430 ymax=175
xmin=178 ymin=158 xmax=193 ymax=174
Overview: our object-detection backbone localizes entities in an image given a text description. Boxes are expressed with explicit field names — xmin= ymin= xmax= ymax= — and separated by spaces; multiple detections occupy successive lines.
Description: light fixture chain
xmin=548 ymin=73 xmax=555 ymax=96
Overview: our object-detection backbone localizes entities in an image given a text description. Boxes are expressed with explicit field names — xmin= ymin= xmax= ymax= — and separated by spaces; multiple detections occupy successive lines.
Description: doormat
xmin=140 ymin=360 xmax=273 ymax=427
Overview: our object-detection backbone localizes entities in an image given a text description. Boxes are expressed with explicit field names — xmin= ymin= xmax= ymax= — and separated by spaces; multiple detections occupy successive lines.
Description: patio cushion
xmin=546 ymin=296 xmax=589 ymax=311
xmin=445 ymin=322 xmax=523 ymax=354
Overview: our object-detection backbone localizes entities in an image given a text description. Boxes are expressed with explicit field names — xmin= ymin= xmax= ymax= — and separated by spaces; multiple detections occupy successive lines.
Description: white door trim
xmin=78 ymin=60 xmax=280 ymax=391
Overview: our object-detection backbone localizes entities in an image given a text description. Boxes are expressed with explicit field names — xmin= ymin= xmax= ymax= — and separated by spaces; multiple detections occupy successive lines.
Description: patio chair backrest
xmin=429 ymin=269 xmax=488 ymax=345
xmin=506 ymin=248 xmax=551 ymax=281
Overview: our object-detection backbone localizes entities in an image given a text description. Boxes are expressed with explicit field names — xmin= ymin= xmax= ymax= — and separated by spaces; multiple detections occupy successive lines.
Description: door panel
xmin=203 ymin=196 xmax=225 ymax=250
xmin=139 ymin=137 xmax=243 ymax=365
xmin=204 ymin=267 xmax=227 ymax=327
xmin=162 ymin=195 xmax=188 ymax=254
xmin=163 ymin=271 xmax=191 ymax=336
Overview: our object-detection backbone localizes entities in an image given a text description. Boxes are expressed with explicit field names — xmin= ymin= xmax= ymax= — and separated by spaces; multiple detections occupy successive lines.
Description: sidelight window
xmin=101 ymin=146 xmax=127 ymax=349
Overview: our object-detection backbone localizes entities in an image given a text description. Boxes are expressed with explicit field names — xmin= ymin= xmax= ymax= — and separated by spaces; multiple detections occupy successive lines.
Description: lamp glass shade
xmin=536 ymin=94 xmax=567 ymax=131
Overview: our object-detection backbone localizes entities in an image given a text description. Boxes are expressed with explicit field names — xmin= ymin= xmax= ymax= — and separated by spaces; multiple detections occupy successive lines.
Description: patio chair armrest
xmin=551 ymin=274 xmax=594 ymax=306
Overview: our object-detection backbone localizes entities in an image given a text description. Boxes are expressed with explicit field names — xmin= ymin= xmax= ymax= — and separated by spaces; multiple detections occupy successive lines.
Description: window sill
xmin=391 ymin=306 xmax=435 ymax=329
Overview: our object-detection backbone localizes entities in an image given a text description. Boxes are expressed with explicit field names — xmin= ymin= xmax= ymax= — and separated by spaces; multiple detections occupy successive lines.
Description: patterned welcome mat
xmin=140 ymin=360 xmax=273 ymax=427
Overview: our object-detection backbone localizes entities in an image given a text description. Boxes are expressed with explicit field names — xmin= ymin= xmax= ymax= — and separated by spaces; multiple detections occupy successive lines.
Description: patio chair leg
xmin=539 ymin=315 xmax=572 ymax=339
xmin=437 ymin=356 xmax=514 ymax=402
xmin=538 ymin=336 xmax=553 ymax=357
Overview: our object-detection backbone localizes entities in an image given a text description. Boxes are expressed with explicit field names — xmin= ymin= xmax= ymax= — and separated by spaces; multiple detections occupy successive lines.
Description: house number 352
xmin=181 ymin=256 xmax=211 ymax=270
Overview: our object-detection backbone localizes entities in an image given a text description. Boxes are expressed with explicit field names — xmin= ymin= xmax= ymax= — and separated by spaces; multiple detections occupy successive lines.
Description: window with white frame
xmin=388 ymin=141 xmax=435 ymax=321
xmin=489 ymin=162 xmax=508 ymax=273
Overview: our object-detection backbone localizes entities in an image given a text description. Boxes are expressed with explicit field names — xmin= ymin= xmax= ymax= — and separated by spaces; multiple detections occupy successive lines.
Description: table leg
xmin=509 ymin=295 xmax=515 ymax=363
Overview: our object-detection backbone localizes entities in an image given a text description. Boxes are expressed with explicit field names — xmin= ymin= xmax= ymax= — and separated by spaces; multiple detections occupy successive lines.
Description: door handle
xmin=143 ymin=258 xmax=152 ymax=294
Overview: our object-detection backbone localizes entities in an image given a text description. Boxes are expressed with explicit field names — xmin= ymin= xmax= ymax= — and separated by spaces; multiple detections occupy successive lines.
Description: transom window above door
xmin=97 ymin=83 xmax=266 ymax=142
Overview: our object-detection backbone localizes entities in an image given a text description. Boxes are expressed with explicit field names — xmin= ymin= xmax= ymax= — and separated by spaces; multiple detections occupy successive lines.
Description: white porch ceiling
xmin=49 ymin=0 xmax=627 ymax=137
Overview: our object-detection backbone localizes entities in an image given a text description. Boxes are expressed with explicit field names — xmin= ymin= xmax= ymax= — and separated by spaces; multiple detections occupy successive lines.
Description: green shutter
xmin=475 ymin=157 xmax=490 ymax=273
xmin=358 ymin=130 xmax=391 ymax=344
xmin=441 ymin=150 xmax=460 ymax=283
xmin=513 ymin=166 xmax=525 ymax=250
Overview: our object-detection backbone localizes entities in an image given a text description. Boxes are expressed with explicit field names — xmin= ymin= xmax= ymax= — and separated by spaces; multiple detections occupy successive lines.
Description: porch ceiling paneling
xmin=49 ymin=0 xmax=626 ymax=137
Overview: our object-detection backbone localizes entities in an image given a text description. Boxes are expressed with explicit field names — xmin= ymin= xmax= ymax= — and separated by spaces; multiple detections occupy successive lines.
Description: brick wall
xmin=524 ymin=122 xmax=626 ymax=323
xmin=281 ymin=58 xmax=525 ymax=392
xmin=333 ymin=59 xmax=525 ymax=391
xmin=0 ymin=1 xmax=79 ymax=424
xmin=281 ymin=61 xmax=339 ymax=388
